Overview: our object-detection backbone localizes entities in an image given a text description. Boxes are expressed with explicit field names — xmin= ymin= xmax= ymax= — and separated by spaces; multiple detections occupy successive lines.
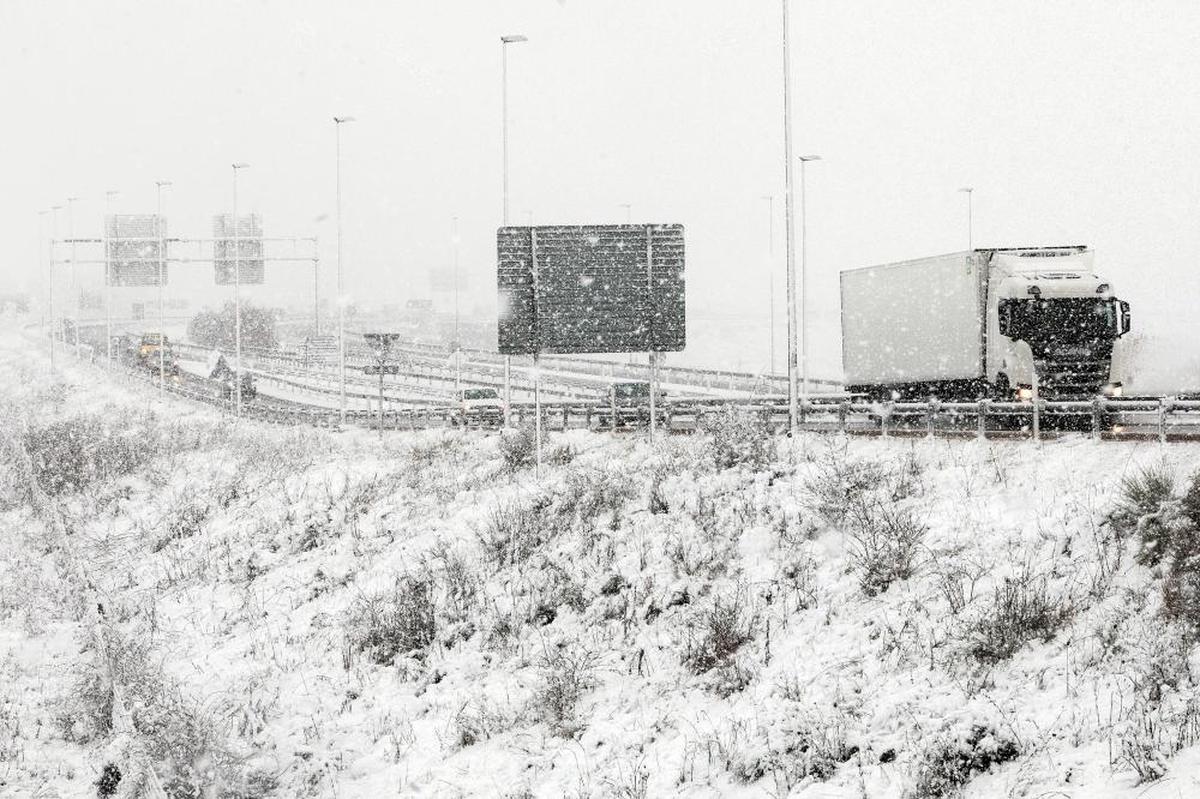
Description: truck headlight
xmin=1016 ymin=387 xmax=1033 ymax=401
xmin=1103 ymin=383 xmax=1123 ymax=397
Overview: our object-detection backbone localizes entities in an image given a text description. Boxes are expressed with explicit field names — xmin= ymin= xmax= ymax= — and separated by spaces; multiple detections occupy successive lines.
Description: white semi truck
xmin=840 ymin=246 xmax=1131 ymax=401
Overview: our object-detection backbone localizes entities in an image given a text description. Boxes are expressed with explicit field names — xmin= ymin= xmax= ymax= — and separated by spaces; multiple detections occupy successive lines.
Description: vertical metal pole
xmin=502 ymin=40 xmax=513 ymax=427
xmin=453 ymin=215 xmax=462 ymax=394
xmin=233 ymin=168 xmax=243 ymax=418
xmin=799 ymin=157 xmax=810 ymax=415
xmin=67 ymin=197 xmax=80 ymax=356
xmin=530 ymin=227 xmax=543 ymax=477
xmin=336 ymin=120 xmax=347 ymax=426
xmin=781 ymin=0 xmax=799 ymax=441
xmin=156 ymin=183 xmax=167 ymax=396
xmin=104 ymin=191 xmax=117 ymax=363
xmin=49 ymin=205 xmax=60 ymax=371
xmin=646 ymin=224 xmax=658 ymax=440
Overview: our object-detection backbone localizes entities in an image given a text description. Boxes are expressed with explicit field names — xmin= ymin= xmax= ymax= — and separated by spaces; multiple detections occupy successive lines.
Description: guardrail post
xmin=926 ymin=397 xmax=937 ymax=438
xmin=881 ymin=402 xmax=892 ymax=438
xmin=562 ymin=404 xmax=569 ymax=431
xmin=1091 ymin=397 xmax=1103 ymax=438
xmin=1159 ymin=398 xmax=1169 ymax=444
xmin=610 ymin=393 xmax=618 ymax=433
xmin=838 ymin=400 xmax=848 ymax=433
xmin=977 ymin=399 xmax=988 ymax=440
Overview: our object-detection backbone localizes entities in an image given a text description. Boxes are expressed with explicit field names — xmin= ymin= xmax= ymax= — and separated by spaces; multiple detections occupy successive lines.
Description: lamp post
xmin=334 ymin=115 xmax=356 ymax=426
xmin=780 ymin=0 xmax=801 ymax=439
xmin=49 ymin=205 xmax=61 ymax=369
xmin=501 ymin=33 xmax=527 ymax=428
xmin=958 ymin=187 xmax=974 ymax=252
xmin=760 ymin=194 xmax=775 ymax=376
xmin=232 ymin=163 xmax=250 ymax=418
xmin=155 ymin=181 xmax=172 ymax=395
xmin=104 ymin=190 xmax=119 ymax=363
xmin=66 ymin=196 xmax=80 ymax=356
xmin=798 ymin=154 xmax=820 ymax=408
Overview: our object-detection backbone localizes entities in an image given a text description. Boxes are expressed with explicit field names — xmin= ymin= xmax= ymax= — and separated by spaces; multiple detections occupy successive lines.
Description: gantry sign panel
xmin=213 ymin=214 xmax=264 ymax=285
xmin=497 ymin=224 xmax=685 ymax=355
xmin=106 ymin=215 xmax=167 ymax=287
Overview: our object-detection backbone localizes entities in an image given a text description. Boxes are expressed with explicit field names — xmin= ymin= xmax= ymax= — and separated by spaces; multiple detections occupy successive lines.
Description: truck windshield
xmin=462 ymin=388 xmax=498 ymax=400
xmin=1010 ymin=298 xmax=1117 ymax=344
xmin=612 ymin=382 xmax=650 ymax=399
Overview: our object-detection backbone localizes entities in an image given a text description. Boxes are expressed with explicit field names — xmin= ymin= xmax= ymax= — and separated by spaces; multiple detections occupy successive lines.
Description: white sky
xmin=3 ymin=0 xmax=1198 ymax=374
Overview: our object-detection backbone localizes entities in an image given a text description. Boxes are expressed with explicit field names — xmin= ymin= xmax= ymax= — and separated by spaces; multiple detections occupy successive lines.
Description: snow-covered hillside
xmin=2 ymin=331 xmax=1200 ymax=798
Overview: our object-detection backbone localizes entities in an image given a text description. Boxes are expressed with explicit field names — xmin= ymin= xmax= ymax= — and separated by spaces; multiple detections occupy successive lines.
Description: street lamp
xmin=798 ymin=154 xmax=821 ymax=408
xmin=501 ymin=33 xmax=527 ymax=428
xmin=38 ymin=209 xmax=51 ymax=369
xmin=760 ymin=194 xmax=775 ymax=375
xmin=232 ymin=163 xmax=250 ymax=418
xmin=66 ymin=196 xmax=80 ymax=356
xmin=958 ymin=187 xmax=974 ymax=252
xmin=104 ymin=190 xmax=119 ymax=363
xmin=334 ymin=115 xmax=356 ymax=426
xmin=156 ymin=180 xmax=172 ymax=395
xmin=780 ymin=0 xmax=801 ymax=440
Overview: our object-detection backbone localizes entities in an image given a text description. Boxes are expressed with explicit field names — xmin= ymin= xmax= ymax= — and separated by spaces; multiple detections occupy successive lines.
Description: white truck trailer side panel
xmin=841 ymin=252 xmax=984 ymax=386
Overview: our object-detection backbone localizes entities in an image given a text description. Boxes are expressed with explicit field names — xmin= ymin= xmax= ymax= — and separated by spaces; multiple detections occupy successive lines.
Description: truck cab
xmin=986 ymin=249 xmax=1131 ymax=400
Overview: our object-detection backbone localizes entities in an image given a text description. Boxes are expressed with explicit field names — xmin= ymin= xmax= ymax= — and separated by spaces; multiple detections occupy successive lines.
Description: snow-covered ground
xmin=2 ymin=325 xmax=1200 ymax=798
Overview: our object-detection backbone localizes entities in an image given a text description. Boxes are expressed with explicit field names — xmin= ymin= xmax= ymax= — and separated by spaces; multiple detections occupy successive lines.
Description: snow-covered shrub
xmin=846 ymin=500 xmax=925 ymax=597
xmin=698 ymin=406 xmax=773 ymax=470
xmin=346 ymin=576 xmax=437 ymax=665
xmin=477 ymin=496 xmax=555 ymax=568
xmin=150 ymin=491 xmax=212 ymax=553
xmin=22 ymin=412 xmax=153 ymax=497
xmin=966 ymin=571 xmax=1071 ymax=664
xmin=907 ymin=724 xmax=1019 ymax=798
xmin=1107 ymin=462 xmax=1182 ymax=566
xmin=533 ymin=646 xmax=598 ymax=738
xmin=736 ymin=705 xmax=858 ymax=790
xmin=56 ymin=629 xmax=248 ymax=796
xmin=448 ymin=696 xmax=522 ymax=750
xmin=498 ymin=424 xmax=544 ymax=471
xmin=806 ymin=455 xmax=889 ymax=525
xmin=554 ymin=466 xmax=635 ymax=532
xmin=430 ymin=541 xmax=479 ymax=623
xmin=683 ymin=592 xmax=754 ymax=676
xmin=1119 ymin=691 xmax=1200 ymax=783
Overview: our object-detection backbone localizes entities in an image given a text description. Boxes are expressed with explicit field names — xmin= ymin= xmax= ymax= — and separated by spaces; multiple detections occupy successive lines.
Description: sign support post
xmin=531 ymin=228 xmax=543 ymax=477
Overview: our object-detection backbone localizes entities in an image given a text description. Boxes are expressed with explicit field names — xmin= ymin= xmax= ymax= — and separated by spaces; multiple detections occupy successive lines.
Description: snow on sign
xmin=497 ymin=224 xmax=686 ymax=355
xmin=212 ymin=214 xmax=265 ymax=285
xmin=105 ymin=215 xmax=167 ymax=286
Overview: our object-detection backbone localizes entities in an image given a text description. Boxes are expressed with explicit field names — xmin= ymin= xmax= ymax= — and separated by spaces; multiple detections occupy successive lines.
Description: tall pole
xmin=452 ymin=215 xmax=461 ymax=394
xmin=49 ymin=205 xmax=61 ymax=370
xmin=501 ymin=34 xmax=527 ymax=428
xmin=761 ymin=194 xmax=775 ymax=376
xmin=232 ymin=163 xmax=249 ymax=418
xmin=156 ymin=180 xmax=171 ymax=396
xmin=798 ymin=155 xmax=820 ymax=409
xmin=66 ymin=196 xmax=79 ymax=356
xmin=334 ymin=116 xmax=355 ymax=426
xmin=958 ymin=187 xmax=974 ymax=252
xmin=313 ymin=233 xmax=320 ymax=335
xmin=781 ymin=0 xmax=799 ymax=439
xmin=38 ymin=210 xmax=51 ymax=368
xmin=104 ymin=190 xmax=119 ymax=363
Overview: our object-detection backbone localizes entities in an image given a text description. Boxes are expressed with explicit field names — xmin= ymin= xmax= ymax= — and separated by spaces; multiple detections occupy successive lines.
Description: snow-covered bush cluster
xmin=3 ymin=336 xmax=1200 ymax=797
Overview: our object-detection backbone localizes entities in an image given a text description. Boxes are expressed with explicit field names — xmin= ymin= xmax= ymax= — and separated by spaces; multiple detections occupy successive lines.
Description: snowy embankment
xmin=2 ymin=327 xmax=1200 ymax=798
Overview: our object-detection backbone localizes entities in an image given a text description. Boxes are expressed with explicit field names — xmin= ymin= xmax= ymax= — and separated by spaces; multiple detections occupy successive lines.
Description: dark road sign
xmin=497 ymin=224 xmax=685 ymax=355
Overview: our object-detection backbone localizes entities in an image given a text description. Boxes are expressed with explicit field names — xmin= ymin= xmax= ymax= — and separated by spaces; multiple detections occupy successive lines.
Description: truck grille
xmin=1039 ymin=359 xmax=1111 ymax=399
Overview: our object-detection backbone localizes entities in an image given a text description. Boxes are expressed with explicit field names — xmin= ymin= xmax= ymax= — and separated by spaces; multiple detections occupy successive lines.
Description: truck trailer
xmin=840 ymin=246 xmax=1131 ymax=401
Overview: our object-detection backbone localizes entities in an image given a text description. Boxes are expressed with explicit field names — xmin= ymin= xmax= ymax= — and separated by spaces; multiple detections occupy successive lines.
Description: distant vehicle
xmin=841 ymin=247 xmax=1131 ymax=401
xmin=208 ymin=353 xmax=257 ymax=401
xmin=135 ymin=332 xmax=179 ymax=376
xmin=597 ymin=381 xmax=666 ymax=428
xmin=451 ymin=387 xmax=505 ymax=425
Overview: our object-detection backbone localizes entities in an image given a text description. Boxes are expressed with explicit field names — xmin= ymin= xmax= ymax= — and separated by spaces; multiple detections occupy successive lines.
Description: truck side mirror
xmin=1118 ymin=300 xmax=1131 ymax=337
